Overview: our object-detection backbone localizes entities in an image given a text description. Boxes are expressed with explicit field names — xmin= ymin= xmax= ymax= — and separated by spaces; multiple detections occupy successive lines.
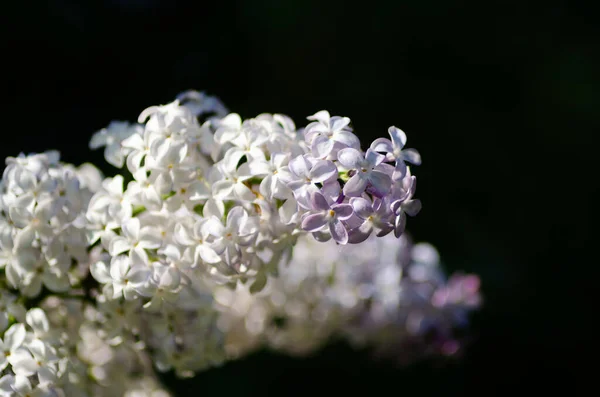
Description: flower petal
xmin=288 ymin=155 xmax=310 ymax=178
xmin=90 ymin=261 xmax=112 ymax=284
xmin=311 ymin=135 xmax=335 ymax=158
xmin=348 ymin=221 xmax=373 ymax=244
xmin=388 ymin=126 xmax=407 ymax=149
xmin=333 ymin=204 xmax=353 ymax=220
xmin=109 ymin=236 xmax=130 ymax=256
xmin=309 ymin=159 xmax=337 ymax=183
xmin=301 ymin=213 xmax=328 ymax=232
xmin=403 ymin=199 xmax=422 ymax=217
xmin=350 ymin=197 xmax=373 ymax=219
xmin=401 ymin=148 xmax=422 ymax=165
xmin=337 ymin=148 xmax=363 ymax=169
xmin=369 ymin=170 xmax=392 ymax=197
xmin=25 ymin=308 xmax=49 ymax=335
xmin=110 ymin=255 xmax=130 ymax=280
xmin=310 ymin=192 xmax=331 ymax=211
xmin=4 ymin=323 xmax=26 ymax=351
xmin=329 ymin=218 xmax=348 ymax=244
xmin=197 ymin=245 xmax=222 ymax=264
xmin=370 ymin=137 xmax=393 ymax=153
xmin=343 ymin=174 xmax=368 ymax=197
xmin=212 ymin=180 xmax=234 ymax=199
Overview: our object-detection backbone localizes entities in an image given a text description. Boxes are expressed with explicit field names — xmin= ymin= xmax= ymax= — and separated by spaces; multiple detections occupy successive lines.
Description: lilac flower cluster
xmin=213 ymin=232 xmax=482 ymax=362
xmin=292 ymin=113 xmax=422 ymax=245
xmin=0 ymin=90 xmax=482 ymax=396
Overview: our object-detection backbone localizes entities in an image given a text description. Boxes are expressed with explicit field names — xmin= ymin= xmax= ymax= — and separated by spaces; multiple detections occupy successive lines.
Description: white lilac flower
xmin=202 ymin=207 xmax=259 ymax=271
xmin=209 ymin=160 xmax=254 ymax=202
xmin=0 ymin=89 xmax=481 ymax=391
xmin=90 ymin=255 xmax=151 ymax=300
xmin=90 ymin=121 xmax=141 ymax=168
xmin=304 ymin=110 xmax=360 ymax=159
xmin=247 ymin=152 xmax=293 ymax=200
xmin=1 ymin=152 xmax=99 ymax=297
xmin=172 ymin=218 xmax=222 ymax=267
xmin=108 ymin=217 xmax=163 ymax=267
xmin=140 ymin=263 xmax=184 ymax=311
xmin=0 ymin=324 xmax=27 ymax=372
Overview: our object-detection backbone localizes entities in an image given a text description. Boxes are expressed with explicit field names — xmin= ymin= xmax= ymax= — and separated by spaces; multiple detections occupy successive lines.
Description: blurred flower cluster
xmin=0 ymin=91 xmax=481 ymax=396
xmin=214 ymin=232 xmax=481 ymax=362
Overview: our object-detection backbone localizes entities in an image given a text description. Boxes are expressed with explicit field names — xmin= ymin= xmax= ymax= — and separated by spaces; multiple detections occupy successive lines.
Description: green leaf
xmin=249 ymin=272 xmax=268 ymax=294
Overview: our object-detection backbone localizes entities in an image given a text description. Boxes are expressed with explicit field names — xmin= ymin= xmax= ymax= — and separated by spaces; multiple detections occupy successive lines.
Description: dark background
xmin=3 ymin=0 xmax=596 ymax=395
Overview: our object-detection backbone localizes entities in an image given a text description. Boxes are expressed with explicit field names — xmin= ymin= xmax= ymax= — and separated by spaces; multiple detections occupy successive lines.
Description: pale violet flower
xmin=348 ymin=196 xmax=395 ymax=243
xmin=301 ymin=191 xmax=353 ymax=244
xmin=390 ymin=174 xmax=422 ymax=238
xmin=337 ymin=148 xmax=392 ymax=198
xmin=286 ymin=154 xmax=337 ymax=209
xmin=370 ymin=126 xmax=421 ymax=180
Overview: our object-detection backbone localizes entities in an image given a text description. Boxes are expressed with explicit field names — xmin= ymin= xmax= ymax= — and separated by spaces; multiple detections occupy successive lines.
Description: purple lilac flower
xmin=347 ymin=196 xmax=395 ymax=244
xmin=301 ymin=191 xmax=353 ymax=244
xmin=390 ymin=173 xmax=421 ymax=238
xmin=370 ymin=126 xmax=421 ymax=180
xmin=337 ymin=148 xmax=392 ymax=198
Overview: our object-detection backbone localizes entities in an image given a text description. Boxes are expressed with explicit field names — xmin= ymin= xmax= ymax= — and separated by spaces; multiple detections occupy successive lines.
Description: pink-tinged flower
xmin=337 ymin=148 xmax=392 ymax=198
xmin=301 ymin=191 xmax=353 ymax=244
xmin=432 ymin=274 xmax=482 ymax=309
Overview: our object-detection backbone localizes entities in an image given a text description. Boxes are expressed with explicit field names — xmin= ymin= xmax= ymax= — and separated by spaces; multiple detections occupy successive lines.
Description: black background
xmin=3 ymin=0 xmax=596 ymax=395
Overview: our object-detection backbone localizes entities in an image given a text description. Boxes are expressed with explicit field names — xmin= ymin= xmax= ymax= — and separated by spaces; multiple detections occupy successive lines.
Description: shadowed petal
xmin=310 ymin=192 xmax=331 ymax=211
xmin=348 ymin=221 xmax=373 ymax=244
xmin=403 ymin=199 xmax=422 ymax=217
xmin=343 ymin=174 xmax=368 ymax=197
xmin=350 ymin=197 xmax=373 ymax=219
xmin=329 ymin=218 xmax=348 ymax=244
xmin=333 ymin=204 xmax=353 ymax=220
xmin=369 ymin=170 xmax=392 ymax=197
